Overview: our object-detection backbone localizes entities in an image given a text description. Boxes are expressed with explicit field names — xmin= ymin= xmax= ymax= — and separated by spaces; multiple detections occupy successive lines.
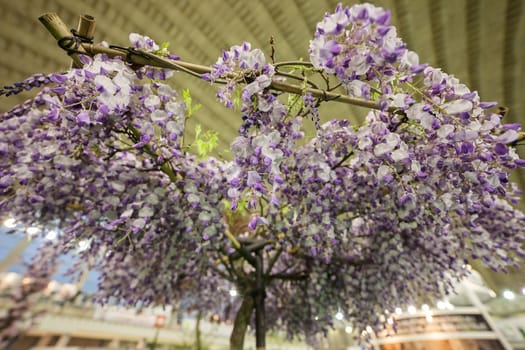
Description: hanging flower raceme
xmin=0 ymin=33 xmax=232 ymax=312
xmin=309 ymin=2 xmax=425 ymax=105
xmin=203 ymin=42 xmax=275 ymax=111
xmin=302 ymin=1 xmax=525 ymax=339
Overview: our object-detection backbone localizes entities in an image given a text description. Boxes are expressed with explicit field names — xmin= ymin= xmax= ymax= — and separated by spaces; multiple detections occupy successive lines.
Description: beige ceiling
xmin=1 ymin=0 xmax=525 ymax=292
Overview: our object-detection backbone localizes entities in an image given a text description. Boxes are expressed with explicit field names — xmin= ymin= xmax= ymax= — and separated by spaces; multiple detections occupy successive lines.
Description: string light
xmin=3 ymin=218 xmax=16 ymax=228
xmin=26 ymin=227 xmax=40 ymax=236
xmin=77 ymin=239 xmax=91 ymax=252
xmin=502 ymin=290 xmax=515 ymax=300
xmin=407 ymin=305 xmax=417 ymax=314
xmin=436 ymin=300 xmax=455 ymax=310
xmin=45 ymin=230 xmax=58 ymax=241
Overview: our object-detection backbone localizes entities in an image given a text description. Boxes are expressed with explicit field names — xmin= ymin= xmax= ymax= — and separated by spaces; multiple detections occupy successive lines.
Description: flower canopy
xmin=1 ymin=2 xmax=524 ymax=344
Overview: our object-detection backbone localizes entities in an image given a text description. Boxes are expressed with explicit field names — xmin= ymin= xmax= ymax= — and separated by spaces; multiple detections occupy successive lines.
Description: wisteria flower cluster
xmin=309 ymin=3 xmax=425 ymax=107
xmin=1 ymin=2 xmax=525 ymax=349
xmin=203 ymin=42 xmax=275 ymax=111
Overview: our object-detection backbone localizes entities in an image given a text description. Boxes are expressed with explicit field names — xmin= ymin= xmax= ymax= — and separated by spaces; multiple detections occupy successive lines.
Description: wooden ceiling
xmin=1 ymin=0 xmax=524 ymax=293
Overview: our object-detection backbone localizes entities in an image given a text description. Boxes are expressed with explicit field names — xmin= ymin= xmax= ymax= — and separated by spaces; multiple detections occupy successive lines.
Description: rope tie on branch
xmin=57 ymin=29 xmax=94 ymax=55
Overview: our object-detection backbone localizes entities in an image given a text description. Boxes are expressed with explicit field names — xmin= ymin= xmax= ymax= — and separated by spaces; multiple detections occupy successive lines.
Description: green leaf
xmin=194 ymin=124 xmax=202 ymax=139
xmin=232 ymin=86 xmax=243 ymax=110
xmin=183 ymin=89 xmax=202 ymax=117
xmin=193 ymin=124 xmax=219 ymax=158
xmin=286 ymin=93 xmax=303 ymax=117
xmin=371 ymin=90 xmax=381 ymax=100
xmin=153 ymin=41 xmax=170 ymax=56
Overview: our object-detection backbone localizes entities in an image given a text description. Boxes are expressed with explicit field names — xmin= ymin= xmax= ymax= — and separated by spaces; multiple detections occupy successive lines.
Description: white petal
xmin=139 ymin=207 xmax=154 ymax=218
xmin=437 ymin=124 xmax=455 ymax=138
xmin=374 ymin=143 xmax=394 ymax=157
xmin=443 ymin=99 xmax=473 ymax=114
xmin=111 ymin=181 xmax=126 ymax=192
xmin=132 ymin=218 xmax=146 ymax=229
xmin=377 ymin=165 xmax=392 ymax=180
xmin=151 ymin=110 xmax=167 ymax=122
xmin=391 ymin=149 xmax=408 ymax=162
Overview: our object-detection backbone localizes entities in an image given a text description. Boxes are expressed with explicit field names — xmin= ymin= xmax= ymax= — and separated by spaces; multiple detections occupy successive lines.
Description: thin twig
xmin=273 ymin=61 xmax=314 ymax=68
xmin=331 ymin=150 xmax=354 ymax=170
xmin=274 ymin=70 xmax=319 ymax=89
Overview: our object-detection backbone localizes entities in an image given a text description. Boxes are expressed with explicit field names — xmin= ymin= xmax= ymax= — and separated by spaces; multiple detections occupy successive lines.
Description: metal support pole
xmin=254 ymin=249 xmax=266 ymax=350
xmin=463 ymin=281 xmax=513 ymax=350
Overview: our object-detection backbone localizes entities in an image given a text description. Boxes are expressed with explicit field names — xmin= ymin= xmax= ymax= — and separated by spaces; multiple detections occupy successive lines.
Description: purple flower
xmin=479 ymin=101 xmax=497 ymax=109
xmin=76 ymin=111 xmax=90 ymax=125
xmin=494 ymin=143 xmax=508 ymax=156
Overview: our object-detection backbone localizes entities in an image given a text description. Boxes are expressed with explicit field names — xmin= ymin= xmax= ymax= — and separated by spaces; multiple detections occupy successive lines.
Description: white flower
xmin=231 ymin=137 xmax=252 ymax=158
xmin=347 ymin=80 xmax=368 ymax=98
xmin=420 ymin=112 xmax=435 ymax=130
xmin=437 ymin=124 xmax=455 ymax=138
xmin=244 ymin=48 xmax=266 ymax=69
xmin=496 ymin=130 xmax=518 ymax=143
xmin=374 ymin=133 xmax=399 ymax=156
xmin=317 ymin=10 xmax=349 ymax=35
xmin=391 ymin=148 xmax=408 ymax=162
xmin=151 ymin=110 xmax=167 ymax=122
xmin=132 ymin=218 xmax=146 ymax=229
xmin=129 ymin=33 xmax=159 ymax=51
xmin=443 ymin=99 xmax=473 ymax=114
xmin=144 ymin=95 xmax=161 ymax=110
xmin=139 ymin=207 xmax=154 ymax=218
xmin=94 ymin=75 xmax=116 ymax=95
xmin=377 ymin=165 xmax=392 ymax=180
xmin=391 ymin=94 xmax=408 ymax=108
xmin=247 ymin=171 xmax=261 ymax=186
xmin=120 ymin=208 xmax=133 ymax=218
xmin=348 ymin=53 xmax=369 ymax=76
xmin=110 ymin=181 xmax=126 ymax=192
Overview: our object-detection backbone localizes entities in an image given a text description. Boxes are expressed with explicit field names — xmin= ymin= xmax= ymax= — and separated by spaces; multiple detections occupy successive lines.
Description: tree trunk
xmin=195 ymin=311 xmax=202 ymax=350
xmin=230 ymin=295 xmax=254 ymax=350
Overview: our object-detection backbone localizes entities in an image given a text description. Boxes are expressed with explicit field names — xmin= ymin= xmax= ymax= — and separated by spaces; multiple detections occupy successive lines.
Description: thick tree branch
xmin=269 ymin=272 xmax=308 ymax=281
xmin=39 ymin=13 xmax=396 ymax=113
xmin=265 ymin=247 xmax=283 ymax=275
xmin=224 ymin=230 xmax=256 ymax=266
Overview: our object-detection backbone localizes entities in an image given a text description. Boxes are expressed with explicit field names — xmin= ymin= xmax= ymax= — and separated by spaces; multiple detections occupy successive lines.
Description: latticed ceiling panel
xmin=1 ymin=0 xmax=525 ymax=290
